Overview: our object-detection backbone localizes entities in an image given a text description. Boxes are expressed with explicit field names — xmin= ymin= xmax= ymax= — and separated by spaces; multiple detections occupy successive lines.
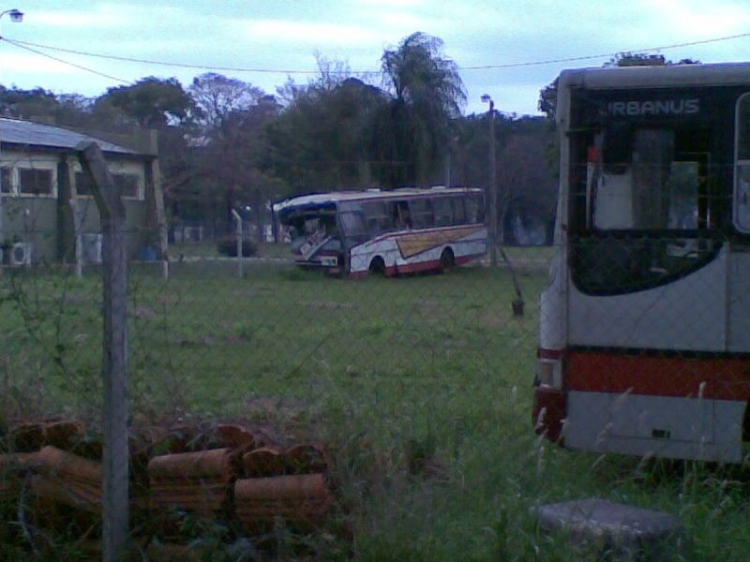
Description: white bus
xmin=533 ymin=62 xmax=750 ymax=463
xmin=274 ymin=187 xmax=487 ymax=277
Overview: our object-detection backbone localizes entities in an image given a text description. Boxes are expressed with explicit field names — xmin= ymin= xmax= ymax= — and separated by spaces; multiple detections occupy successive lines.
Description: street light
xmin=481 ymin=94 xmax=498 ymax=267
xmin=0 ymin=8 xmax=23 ymax=256
xmin=0 ymin=7 xmax=23 ymax=22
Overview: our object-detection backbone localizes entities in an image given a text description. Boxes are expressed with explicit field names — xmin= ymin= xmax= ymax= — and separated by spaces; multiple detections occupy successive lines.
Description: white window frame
xmin=0 ymin=154 xmax=58 ymax=198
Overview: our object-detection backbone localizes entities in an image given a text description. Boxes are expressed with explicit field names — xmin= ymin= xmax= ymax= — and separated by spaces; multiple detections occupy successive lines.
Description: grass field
xmin=1 ymin=246 xmax=749 ymax=560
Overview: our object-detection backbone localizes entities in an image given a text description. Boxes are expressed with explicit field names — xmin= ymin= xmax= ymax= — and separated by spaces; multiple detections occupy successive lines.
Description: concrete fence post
xmin=77 ymin=141 xmax=130 ymax=562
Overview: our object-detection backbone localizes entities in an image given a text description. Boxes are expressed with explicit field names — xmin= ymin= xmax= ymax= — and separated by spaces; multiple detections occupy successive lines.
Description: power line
xmin=460 ymin=32 xmax=750 ymax=70
xmin=1 ymin=36 xmax=130 ymax=84
xmin=3 ymin=37 xmax=322 ymax=75
xmin=3 ymin=31 xmax=750 ymax=80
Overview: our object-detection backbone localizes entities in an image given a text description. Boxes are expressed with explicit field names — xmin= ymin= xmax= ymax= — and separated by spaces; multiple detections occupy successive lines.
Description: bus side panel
xmin=348 ymin=225 xmax=487 ymax=276
xmin=566 ymin=391 xmax=744 ymax=463
xmin=568 ymin=249 xmax=727 ymax=352
xmin=728 ymin=248 xmax=750 ymax=352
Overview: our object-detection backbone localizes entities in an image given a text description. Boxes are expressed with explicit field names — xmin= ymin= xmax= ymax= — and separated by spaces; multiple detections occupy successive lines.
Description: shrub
xmin=216 ymin=236 xmax=257 ymax=257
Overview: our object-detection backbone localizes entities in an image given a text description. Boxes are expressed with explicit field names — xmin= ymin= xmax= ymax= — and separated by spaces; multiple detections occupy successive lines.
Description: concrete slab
xmin=536 ymin=498 xmax=683 ymax=561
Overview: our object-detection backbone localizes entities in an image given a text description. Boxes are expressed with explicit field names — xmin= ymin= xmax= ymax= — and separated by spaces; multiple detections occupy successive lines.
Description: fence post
xmin=69 ymin=198 xmax=83 ymax=278
xmin=232 ymin=209 xmax=243 ymax=278
xmin=77 ymin=141 xmax=130 ymax=561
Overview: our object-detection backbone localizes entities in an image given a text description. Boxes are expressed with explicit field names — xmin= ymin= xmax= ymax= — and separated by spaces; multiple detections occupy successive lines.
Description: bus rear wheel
xmin=369 ymin=256 xmax=386 ymax=276
xmin=439 ymin=248 xmax=455 ymax=273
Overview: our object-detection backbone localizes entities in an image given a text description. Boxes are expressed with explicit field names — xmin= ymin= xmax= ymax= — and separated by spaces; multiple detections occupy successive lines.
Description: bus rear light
xmin=536 ymin=353 xmax=564 ymax=389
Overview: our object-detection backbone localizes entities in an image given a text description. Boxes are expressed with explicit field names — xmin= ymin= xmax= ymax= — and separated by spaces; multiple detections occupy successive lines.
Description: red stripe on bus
xmin=567 ymin=351 xmax=750 ymax=400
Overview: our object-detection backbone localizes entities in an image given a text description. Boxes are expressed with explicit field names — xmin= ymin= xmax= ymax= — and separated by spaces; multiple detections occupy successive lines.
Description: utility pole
xmin=482 ymin=94 xmax=498 ymax=267
xmin=0 ymin=8 xmax=24 ymax=264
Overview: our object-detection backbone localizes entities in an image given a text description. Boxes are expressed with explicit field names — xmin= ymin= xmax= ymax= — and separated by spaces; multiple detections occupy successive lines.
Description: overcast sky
xmin=2 ymin=0 xmax=750 ymax=117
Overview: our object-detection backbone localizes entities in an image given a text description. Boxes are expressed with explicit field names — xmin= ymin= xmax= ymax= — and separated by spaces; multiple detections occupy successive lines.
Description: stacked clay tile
xmin=0 ymin=419 xmax=336 ymax=549
xmin=146 ymin=423 xmax=256 ymax=518
xmin=235 ymin=442 xmax=332 ymax=532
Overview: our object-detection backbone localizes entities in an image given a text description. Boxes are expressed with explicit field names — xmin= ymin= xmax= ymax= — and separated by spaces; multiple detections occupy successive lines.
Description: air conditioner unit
xmin=10 ymin=242 xmax=32 ymax=266
xmin=81 ymin=233 xmax=103 ymax=264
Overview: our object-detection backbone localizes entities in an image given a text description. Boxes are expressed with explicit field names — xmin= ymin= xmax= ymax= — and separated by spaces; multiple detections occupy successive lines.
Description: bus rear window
xmin=592 ymin=128 xmax=709 ymax=232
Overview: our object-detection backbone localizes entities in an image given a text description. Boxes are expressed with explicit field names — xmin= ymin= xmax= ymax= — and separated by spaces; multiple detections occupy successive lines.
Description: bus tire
xmin=440 ymin=248 xmax=455 ymax=273
xmin=369 ymin=256 xmax=386 ymax=276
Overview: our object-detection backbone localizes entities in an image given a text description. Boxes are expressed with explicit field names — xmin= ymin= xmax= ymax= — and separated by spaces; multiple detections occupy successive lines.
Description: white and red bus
xmin=534 ymin=62 xmax=750 ymax=463
xmin=274 ymin=187 xmax=487 ymax=277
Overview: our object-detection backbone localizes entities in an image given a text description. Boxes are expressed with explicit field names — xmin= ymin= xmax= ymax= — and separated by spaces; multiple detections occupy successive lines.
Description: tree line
xmin=1 ymin=32 xmax=557 ymax=244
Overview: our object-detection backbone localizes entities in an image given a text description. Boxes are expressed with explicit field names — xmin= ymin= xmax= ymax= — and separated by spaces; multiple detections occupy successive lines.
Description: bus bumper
xmin=532 ymin=384 xmax=567 ymax=445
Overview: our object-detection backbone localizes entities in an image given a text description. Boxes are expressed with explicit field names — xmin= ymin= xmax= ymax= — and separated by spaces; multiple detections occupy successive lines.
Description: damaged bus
xmin=274 ymin=187 xmax=487 ymax=277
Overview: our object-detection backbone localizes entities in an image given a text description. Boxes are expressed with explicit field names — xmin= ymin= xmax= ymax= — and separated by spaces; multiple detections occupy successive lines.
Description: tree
xmin=375 ymin=32 xmax=466 ymax=186
xmin=604 ymin=52 xmax=667 ymax=67
xmin=496 ymin=126 xmax=557 ymax=244
xmin=189 ymin=73 xmax=264 ymax=133
xmin=266 ymin=57 xmax=387 ymax=194
xmin=0 ymin=86 xmax=60 ymax=119
xmin=101 ymin=76 xmax=195 ymax=128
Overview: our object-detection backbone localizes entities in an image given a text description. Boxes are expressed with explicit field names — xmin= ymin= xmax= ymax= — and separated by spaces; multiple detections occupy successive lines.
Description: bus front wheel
xmin=369 ymin=256 xmax=386 ymax=276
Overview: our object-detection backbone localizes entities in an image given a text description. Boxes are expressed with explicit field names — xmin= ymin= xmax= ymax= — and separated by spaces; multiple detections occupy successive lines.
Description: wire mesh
xmin=0 ymin=205 xmax=747 ymax=561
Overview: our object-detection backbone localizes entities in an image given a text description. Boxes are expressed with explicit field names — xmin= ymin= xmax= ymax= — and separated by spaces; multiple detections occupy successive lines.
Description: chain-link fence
xmin=1 ymin=222 xmax=749 ymax=560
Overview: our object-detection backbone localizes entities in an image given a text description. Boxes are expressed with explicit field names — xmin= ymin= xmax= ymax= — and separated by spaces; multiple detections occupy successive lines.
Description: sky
xmin=1 ymin=0 xmax=750 ymax=117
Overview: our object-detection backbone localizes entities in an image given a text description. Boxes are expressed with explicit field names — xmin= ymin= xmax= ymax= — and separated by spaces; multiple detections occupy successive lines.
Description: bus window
xmin=466 ymin=195 xmax=483 ymax=224
xmin=434 ymin=197 xmax=453 ymax=226
xmin=391 ymin=201 xmax=412 ymax=229
xmin=452 ymin=197 xmax=466 ymax=224
xmin=631 ymin=129 xmax=674 ymax=229
xmin=735 ymin=94 xmax=750 ymax=232
xmin=338 ymin=202 xmax=368 ymax=241
xmin=409 ymin=199 xmax=434 ymax=229
xmin=362 ymin=201 xmax=392 ymax=235
xmin=593 ymin=129 xmax=703 ymax=231
xmin=668 ymin=161 xmax=699 ymax=229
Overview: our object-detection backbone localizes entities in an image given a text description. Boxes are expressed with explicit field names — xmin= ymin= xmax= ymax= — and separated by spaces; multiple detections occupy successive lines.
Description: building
xmin=0 ymin=116 xmax=166 ymax=265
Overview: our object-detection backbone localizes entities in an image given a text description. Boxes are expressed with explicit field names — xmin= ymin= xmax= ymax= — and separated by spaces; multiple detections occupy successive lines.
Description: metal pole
xmin=0 ymin=9 xmax=25 ymax=259
xmin=482 ymin=95 xmax=498 ymax=267
xmin=232 ymin=209 xmax=243 ymax=278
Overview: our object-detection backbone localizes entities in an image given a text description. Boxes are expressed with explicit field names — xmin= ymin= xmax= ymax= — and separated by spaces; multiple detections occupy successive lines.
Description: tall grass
xmin=0 ymin=252 xmax=749 ymax=559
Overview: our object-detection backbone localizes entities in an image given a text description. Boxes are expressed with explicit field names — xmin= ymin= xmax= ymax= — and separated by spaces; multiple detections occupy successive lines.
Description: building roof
xmin=0 ymin=117 xmax=140 ymax=155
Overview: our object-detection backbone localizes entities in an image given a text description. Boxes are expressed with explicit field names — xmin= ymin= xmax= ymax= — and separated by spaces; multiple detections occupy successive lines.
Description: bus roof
xmin=273 ymin=186 xmax=482 ymax=215
xmin=559 ymin=61 xmax=750 ymax=91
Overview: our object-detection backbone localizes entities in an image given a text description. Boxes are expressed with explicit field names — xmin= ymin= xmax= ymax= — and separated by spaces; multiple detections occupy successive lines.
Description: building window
xmin=18 ymin=168 xmax=53 ymax=196
xmin=75 ymin=171 xmax=142 ymax=199
xmin=114 ymin=173 xmax=140 ymax=198
xmin=0 ymin=166 xmax=12 ymax=194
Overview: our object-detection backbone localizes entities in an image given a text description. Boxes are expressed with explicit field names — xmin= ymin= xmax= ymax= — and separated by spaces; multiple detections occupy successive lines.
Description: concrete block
xmin=536 ymin=498 xmax=683 ymax=561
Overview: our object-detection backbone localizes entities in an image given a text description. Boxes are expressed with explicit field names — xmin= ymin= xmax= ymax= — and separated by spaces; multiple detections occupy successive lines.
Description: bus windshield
xmin=573 ymin=119 xmax=721 ymax=295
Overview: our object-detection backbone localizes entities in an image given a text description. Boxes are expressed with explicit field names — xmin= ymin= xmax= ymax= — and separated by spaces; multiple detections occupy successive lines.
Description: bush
xmin=216 ymin=236 xmax=257 ymax=257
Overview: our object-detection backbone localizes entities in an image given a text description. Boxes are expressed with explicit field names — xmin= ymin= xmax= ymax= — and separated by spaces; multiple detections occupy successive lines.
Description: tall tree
xmin=0 ymin=86 xmax=60 ymax=119
xmin=376 ymin=32 xmax=466 ymax=186
xmin=101 ymin=76 xmax=195 ymax=128
xmin=266 ymin=57 xmax=387 ymax=194
xmin=189 ymin=73 xmax=264 ymax=133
